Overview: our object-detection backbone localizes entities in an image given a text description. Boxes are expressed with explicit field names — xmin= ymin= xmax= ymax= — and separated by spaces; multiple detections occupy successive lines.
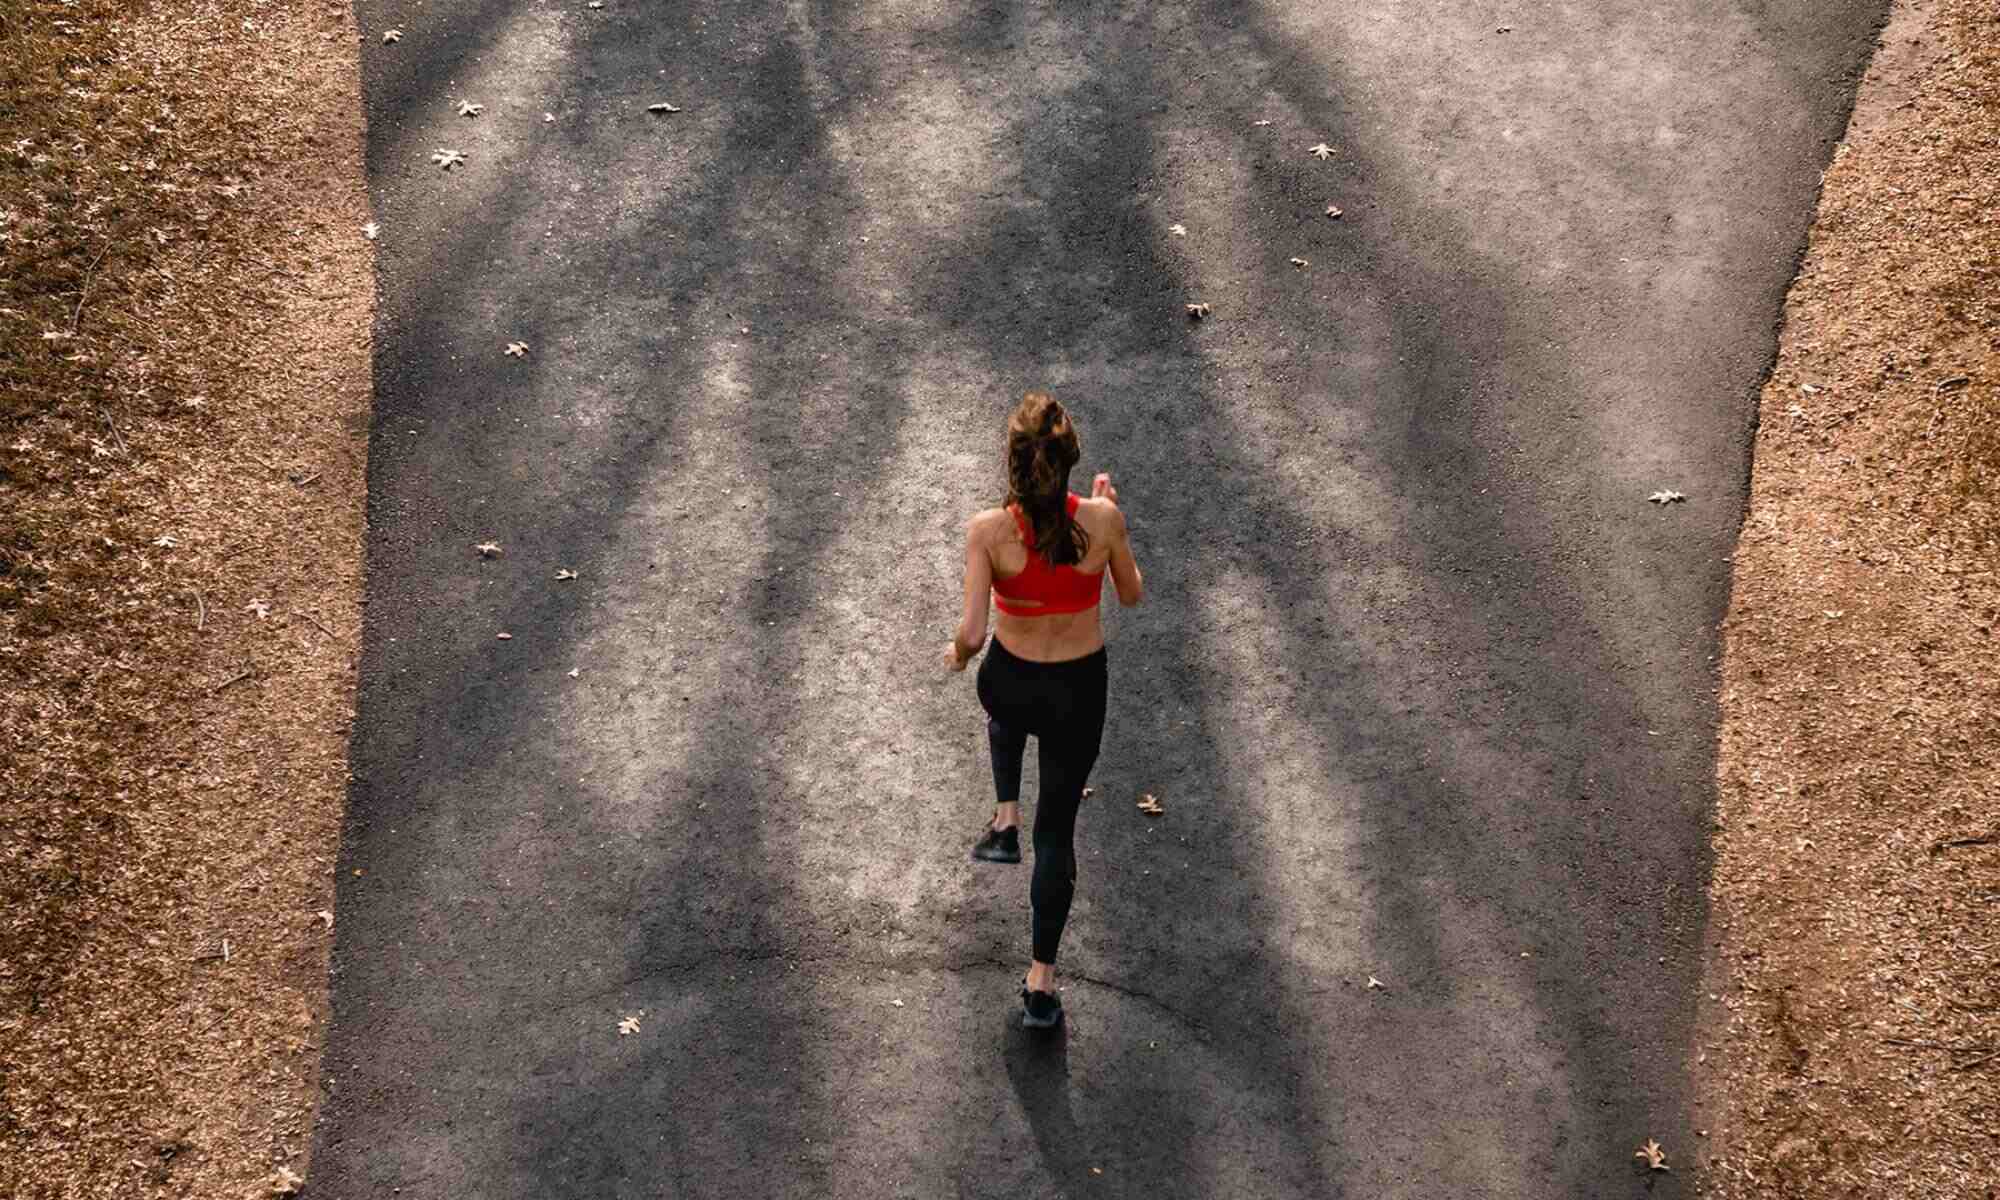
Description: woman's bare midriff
xmin=994 ymin=605 xmax=1105 ymax=662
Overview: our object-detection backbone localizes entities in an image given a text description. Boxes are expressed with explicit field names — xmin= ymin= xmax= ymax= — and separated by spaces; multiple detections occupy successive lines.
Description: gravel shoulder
xmin=1696 ymin=0 xmax=1999 ymax=1191
xmin=0 ymin=0 xmax=371 ymax=1194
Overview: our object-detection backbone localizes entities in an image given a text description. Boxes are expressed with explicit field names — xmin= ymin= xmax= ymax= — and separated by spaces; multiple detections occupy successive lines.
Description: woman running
xmin=944 ymin=391 xmax=1145 ymax=1029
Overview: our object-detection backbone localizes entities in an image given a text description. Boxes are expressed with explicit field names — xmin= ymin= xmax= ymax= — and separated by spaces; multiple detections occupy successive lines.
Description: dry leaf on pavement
xmin=1325 ymin=204 xmax=1343 ymax=219
xmin=1308 ymin=142 xmax=1335 ymax=159
xmin=1634 ymin=1139 xmax=1669 ymax=1171
xmin=618 ymin=1014 xmax=641 ymax=1035
xmin=1290 ymin=257 xmax=1310 ymax=268
xmin=1169 ymin=223 xmax=1187 ymax=237
xmin=431 ymin=148 xmax=466 ymax=170
xmin=381 ymin=28 xmax=402 ymax=42
xmin=475 ymin=542 xmax=503 ymax=557
xmin=555 ymin=568 xmax=577 ymax=580
xmin=457 ymin=100 xmax=484 ymax=117
xmin=505 ymin=341 xmax=529 ymax=357
xmin=244 ymin=599 xmax=271 ymax=619
xmin=1647 ymin=490 xmax=1687 ymax=505
xmin=1185 ymin=302 xmax=1211 ymax=319
xmin=1366 ymin=975 xmax=1385 ymax=990
xmin=1136 ymin=793 xmax=1164 ymax=816
xmin=648 ymin=102 xmax=682 ymax=113
xmin=269 ymin=1166 xmax=304 ymax=1195
xmin=363 ymin=221 xmax=380 ymax=240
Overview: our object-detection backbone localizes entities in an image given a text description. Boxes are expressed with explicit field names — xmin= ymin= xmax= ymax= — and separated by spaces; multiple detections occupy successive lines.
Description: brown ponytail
xmin=1004 ymin=391 xmax=1087 ymax=566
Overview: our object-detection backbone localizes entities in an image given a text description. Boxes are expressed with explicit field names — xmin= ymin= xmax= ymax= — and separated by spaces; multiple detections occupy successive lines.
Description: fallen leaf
xmin=544 ymin=111 xmax=556 ymax=122
xmin=1325 ymin=204 xmax=1343 ymax=219
xmin=1081 ymin=786 xmax=1095 ymax=799
xmin=496 ymin=632 xmax=513 ymax=640
xmin=890 ymin=998 xmax=905 ymax=1008
xmin=1800 ymin=382 xmax=1821 ymax=394
xmin=555 ymin=568 xmax=578 ymax=580
xmin=1168 ymin=223 xmax=1187 ymax=237
xmin=244 ymin=599 xmax=271 ymax=619
xmin=1308 ymin=142 xmax=1335 ymax=160
xmin=152 ymin=534 xmax=177 ymax=548
xmin=1634 ymin=1139 xmax=1669 ymax=1172
xmin=314 ymin=910 xmax=334 ymax=931
xmin=457 ymin=99 xmax=484 ymax=117
xmin=647 ymin=102 xmax=683 ymax=114
xmin=1252 ymin=119 xmax=1272 ymax=127
xmin=1290 ymin=256 xmax=1310 ymax=268
xmin=1497 ymin=24 xmax=1514 ymax=32
xmin=618 ymin=1014 xmax=640 ymax=1035
xmin=1366 ymin=975 xmax=1385 ymax=990
xmin=567 ymin=667 xmax=580 ymax=678
xmin=1136 ymin=793 xmax=1165 ymax=817
xmin=362 ymin=221 xmax=380 ymax=240
xmin=270 ymin=1166 xmax=305 ymax=1196
xmin=381 ymin=28 xmax=402 ymax=43
xmin=431 ymin=147 xmax=466 ymax=170
xmin=587 ymin=0 xmax=604 ymax=7
xmin=1647 ymin=490 xmax=1687 ymax=505
xmin=1185 ymin=302 xmax=1211 ymax=319
xmin=475 ymin=542 xmax=503 ymax=557
xmin=505 ymin=341 xmax=529 ymax=358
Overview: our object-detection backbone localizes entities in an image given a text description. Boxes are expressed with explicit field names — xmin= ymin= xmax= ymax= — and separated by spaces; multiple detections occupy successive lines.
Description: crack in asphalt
xmin=548 ymin=945 xmax=1218 ymax=1041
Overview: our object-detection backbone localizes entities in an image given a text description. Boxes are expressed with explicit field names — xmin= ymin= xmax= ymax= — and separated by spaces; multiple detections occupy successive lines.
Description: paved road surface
xmin=314 ymin=1 xmax=1884 ymax=1195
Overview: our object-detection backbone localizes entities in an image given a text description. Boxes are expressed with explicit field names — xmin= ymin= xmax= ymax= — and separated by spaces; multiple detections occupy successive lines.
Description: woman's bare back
xmin=981 ymin=496 xmax=1123 ymax=662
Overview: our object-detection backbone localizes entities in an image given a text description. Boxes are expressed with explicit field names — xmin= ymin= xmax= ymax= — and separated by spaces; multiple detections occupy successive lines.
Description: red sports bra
xmin=992 ymin=493 xmax=1104 ymax=617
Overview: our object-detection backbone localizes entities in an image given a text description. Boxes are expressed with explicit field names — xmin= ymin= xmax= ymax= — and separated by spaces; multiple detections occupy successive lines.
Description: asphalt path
xmin=313 ymin=1 xmax=1886 ymax=1195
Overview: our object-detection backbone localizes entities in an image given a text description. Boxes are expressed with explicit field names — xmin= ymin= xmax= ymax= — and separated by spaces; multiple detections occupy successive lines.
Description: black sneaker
xmin=1021 ymin=986 xmax=1063 ymax=1030
xmin=971 ymin=825 xmax=1021 ymax=864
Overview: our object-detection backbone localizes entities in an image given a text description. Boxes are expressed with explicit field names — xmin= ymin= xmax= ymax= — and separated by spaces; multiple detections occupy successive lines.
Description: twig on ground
xmin=69 ymin=243 xmax=110 ymax=335
xmin=1932 ymin=829 xmax=1999 ymax=852
xmin=97 ymin=404 xmax=126 ymax=454
xmin=1951 ymin=1050 xmax=1998 ymax=1072
xmin=210 ymin=666 xmax=256 ymax=693
xmin=1884 ymin=1037 xmax=1996 ymax=1052
xmin=297 ymin=611 xmax=337 ymax=640
xmin=190 ymin=590 xmax=206 ymax=630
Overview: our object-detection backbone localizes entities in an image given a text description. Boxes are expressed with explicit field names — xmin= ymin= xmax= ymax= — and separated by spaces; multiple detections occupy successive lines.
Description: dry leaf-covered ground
xmin=1697 ymin=0 xmax=1999 ymax=1193
xmin=0 ymin=0 xmax=371 ymax=1195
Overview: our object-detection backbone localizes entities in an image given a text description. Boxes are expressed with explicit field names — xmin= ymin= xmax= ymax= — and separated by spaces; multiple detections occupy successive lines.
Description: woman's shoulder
xmin=965 ymin=505 xmax=1018 ymax=543
xmin=1073 ymin=495 xmax=1125 ymax=534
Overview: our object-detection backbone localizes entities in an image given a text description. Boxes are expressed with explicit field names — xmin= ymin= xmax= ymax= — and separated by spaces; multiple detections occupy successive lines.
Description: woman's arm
xmin=946 ymin=515 xmax=993 ymax=671
xmin=1106 ymin=502 xmax=1144 ymax=607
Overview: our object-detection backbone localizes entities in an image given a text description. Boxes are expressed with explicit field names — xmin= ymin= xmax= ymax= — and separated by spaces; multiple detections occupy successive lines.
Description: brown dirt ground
xmin=1695 ymin=0 xmax=2000 ymax=1195
xmin=0 ymin=0 xmax=371 ymax=1195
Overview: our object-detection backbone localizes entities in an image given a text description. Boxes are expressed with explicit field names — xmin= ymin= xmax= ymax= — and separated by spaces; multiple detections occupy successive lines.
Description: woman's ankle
xmin=992 ymin=803 xmax=1020 ymax=831
xmin=1025 ymin=961 xmax=1057 ymax=992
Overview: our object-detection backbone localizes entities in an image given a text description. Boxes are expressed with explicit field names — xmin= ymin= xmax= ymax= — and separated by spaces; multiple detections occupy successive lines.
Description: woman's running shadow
xmin=1003 ymin=1024 xmax=1090 ymax=1187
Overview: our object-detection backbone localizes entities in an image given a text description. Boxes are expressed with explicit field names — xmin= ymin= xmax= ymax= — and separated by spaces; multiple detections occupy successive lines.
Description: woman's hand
xmin=1092 ymin=471 xmax=1118 ymax=505
xmin=945 ymin=638 xmax=976 ymax=672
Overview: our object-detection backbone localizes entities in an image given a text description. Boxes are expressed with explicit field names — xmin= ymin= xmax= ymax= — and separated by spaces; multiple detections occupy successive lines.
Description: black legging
xmin=976 ymin=636 xmax=1108 ymax=965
